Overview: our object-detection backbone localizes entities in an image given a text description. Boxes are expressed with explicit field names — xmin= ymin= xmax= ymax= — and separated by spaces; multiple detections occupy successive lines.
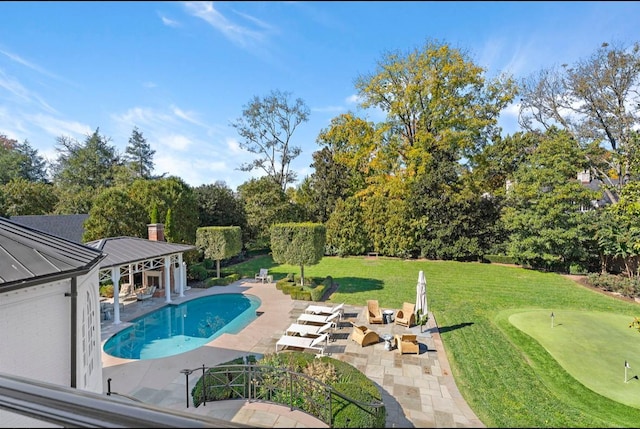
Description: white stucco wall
xmin=0 ymin=265 xmax=103 ymax=413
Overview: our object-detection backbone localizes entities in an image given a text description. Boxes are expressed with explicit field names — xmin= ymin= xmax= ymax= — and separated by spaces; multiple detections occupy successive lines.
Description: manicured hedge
xmin=204 ymin=273 xmax=242 ymax=287
xmin=483 ymin=254 xmax=518 ymax=265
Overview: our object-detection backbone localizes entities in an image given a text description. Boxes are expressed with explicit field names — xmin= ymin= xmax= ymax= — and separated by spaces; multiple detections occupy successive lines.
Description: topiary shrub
xmin=310 ymin=283 xmax=327 ymax=302
xmin=188 ymin=263 xmax=208 ymax=282
xmin=275 ymin=278 xmax=293 ymax=291
xmin=291 ymin=289 xmax=312 ymax=301
xmin=282 ymin=284 xmax=303 ymax=296
xmin=205 ymin=273 xmax=242 ymax=287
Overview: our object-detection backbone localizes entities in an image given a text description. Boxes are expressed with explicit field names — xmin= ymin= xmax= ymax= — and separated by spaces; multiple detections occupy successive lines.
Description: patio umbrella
xmin=416 ymin=270 xmax=427 ymax=331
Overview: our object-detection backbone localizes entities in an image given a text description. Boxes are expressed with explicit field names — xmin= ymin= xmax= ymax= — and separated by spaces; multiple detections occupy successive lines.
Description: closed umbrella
xmin=416 ymin=270 xmax=427 ymax=331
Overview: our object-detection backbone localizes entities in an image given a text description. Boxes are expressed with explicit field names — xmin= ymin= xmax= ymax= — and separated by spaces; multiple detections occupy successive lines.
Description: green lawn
xmin=227 ymin=255 xmax=640 ymax=427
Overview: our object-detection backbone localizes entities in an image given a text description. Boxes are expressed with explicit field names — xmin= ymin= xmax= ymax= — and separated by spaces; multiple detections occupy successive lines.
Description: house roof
xmin=9 ymin=214 xmax=89 ymax=243
xmin=85 ymin=236 xmax=196 ymax=269
xmin=0 ymin=216 xmax=104 ymax=291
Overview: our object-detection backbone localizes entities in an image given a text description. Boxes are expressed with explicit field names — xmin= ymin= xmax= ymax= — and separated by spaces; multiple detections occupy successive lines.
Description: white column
xmin=178 ymin=253 xmax=185 ymax=297
xmin=111 ymin=268 xmax=121 ymax=324
xmin=182 ymin=262 xmax=189 ymax=291
xmin=164 ymin=256 xmax=172 ymax=303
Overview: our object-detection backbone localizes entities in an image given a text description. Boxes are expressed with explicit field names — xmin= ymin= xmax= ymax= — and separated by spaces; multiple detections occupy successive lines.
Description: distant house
xmin=0 ymin=216 xmax=105 ymax=426
xmin=9 ymin=214 xmax=89 ymax=243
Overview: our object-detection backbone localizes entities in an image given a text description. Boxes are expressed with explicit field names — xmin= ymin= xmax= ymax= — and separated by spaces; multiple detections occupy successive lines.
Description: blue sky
xmin=0 ymin=1 xmax=638 ymax=191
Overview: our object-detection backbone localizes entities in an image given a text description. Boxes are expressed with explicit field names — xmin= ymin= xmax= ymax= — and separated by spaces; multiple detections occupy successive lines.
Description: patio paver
xmin=101 ymin=280 xmax=485 ymax=428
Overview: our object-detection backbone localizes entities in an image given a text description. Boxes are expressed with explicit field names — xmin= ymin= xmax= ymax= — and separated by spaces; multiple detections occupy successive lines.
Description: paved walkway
xmin=101 ymin=280 xmax=484 ymax=428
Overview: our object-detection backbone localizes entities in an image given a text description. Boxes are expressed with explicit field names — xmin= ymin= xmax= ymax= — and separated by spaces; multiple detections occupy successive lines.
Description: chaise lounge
xmin=304 ymin=303 xmax=344 ymax=320
xmin=285 ymin=321 xmax=333 ymax=338
xmin=275 ymin=332 xmax=329 ymax=355
xmin=136 ymin=285 xmax=157 ymax=301
xmin=297 ymin=311 xmax=341 ymax=326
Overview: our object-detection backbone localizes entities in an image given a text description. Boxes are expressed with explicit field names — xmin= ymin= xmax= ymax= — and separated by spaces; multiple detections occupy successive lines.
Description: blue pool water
xmin=103 ymin=293 xmax=261 ymax=360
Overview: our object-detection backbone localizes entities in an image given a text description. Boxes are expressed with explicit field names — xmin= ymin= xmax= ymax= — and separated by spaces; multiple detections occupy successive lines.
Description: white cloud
xmin=345 ymin=94 xmax=361 ymax=104
xmin=171 ymin=105 xmax=203 ymax=126
xmin=183 ymin=1 xmax=268 ymax=48
xmin=0 ymin=48 xmax=62 ymax=81
xmin=27 ymin=113 xmax=93 ymax=139
xmin=158 ymin=133 xmax=192 ymax=151
xmin=226 ymin=137 xmax=245 ymax=154
xmin=159 ymin=14 xmax=180 ymax=28
xmin=114 ymin=107 xmax=173 ymax=128
xmin=0 ymin=69 xmax=57 ymax=114
xmin=142 ymin=81 xmax=157 ymax=88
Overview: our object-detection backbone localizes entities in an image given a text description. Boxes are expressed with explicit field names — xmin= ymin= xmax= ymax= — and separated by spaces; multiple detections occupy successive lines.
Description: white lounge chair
xmin=296 ymin=312 xmax=340 ymax=326
xmin=304 ymin=303 xmax=344 ymax=320
xmin=275 ymin=332 xmax=329 ymax=355
xmin=118 ymin=283 xmax=136 ymax=301
xmin=285 ymin=321 xmax=333 ymax=338
xmin=136 ymin=285 xmax=156 ymax=301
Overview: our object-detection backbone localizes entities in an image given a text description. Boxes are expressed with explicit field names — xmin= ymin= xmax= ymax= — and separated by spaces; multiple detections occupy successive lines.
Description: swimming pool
xmin=103 ymin=293 xmax=261 ymax=360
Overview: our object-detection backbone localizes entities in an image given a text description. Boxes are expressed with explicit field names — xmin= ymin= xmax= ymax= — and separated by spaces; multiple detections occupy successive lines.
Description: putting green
xmin=509 ymin=310 xmax=640 ymax=409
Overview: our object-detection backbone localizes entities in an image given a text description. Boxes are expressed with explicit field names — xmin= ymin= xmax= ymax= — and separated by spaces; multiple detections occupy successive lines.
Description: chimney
xmin=148 ymin=223 xmax=165 ymax=242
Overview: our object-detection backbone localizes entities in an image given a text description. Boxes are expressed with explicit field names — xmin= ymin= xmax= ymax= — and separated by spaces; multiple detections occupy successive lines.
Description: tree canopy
xmin=231 ymin=89 xmax=310 ymax=191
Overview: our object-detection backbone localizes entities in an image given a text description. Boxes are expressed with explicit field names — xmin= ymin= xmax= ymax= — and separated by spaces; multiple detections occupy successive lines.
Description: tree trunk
xmin=216 ymin=259 xmax=221 ymax=279
xmin=300 ymin=264 xmax=305 ymax=286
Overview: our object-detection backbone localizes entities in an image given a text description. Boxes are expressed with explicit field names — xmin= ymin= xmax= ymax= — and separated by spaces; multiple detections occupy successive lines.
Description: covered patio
xmin=87 ymin=235 xmax=195 ymax=324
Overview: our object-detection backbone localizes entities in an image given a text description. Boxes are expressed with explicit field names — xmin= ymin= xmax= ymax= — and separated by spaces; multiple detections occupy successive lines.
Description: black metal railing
xmin=180 ymin=363 xmax=385 ymax=427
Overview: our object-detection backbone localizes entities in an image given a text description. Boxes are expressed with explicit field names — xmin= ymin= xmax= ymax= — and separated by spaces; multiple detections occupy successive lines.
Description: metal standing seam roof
xmin=84 ymin=236 xmax=196 ymax=269
xmin=0 ymin=217 xmax=104 ymax=288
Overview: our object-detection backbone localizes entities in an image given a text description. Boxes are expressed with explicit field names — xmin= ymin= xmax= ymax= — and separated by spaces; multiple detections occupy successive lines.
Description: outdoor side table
xmin=383 ymin=309 xmax=394 ymax=324
xmin=382 ymin=334 xmax=394 ymax=350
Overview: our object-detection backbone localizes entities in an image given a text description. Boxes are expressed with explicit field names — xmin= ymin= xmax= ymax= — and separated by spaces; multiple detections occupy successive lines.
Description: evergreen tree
xmin=124 ymin=127 xmax=155 ymax=179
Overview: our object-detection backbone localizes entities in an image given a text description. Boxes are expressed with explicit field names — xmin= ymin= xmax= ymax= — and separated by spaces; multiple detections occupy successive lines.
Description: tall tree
xmin=519 ymin=41 xmax=640 ymax=204
xmin=354 ymin=39 xmax=516 ymax=170
xmin=0 ymin=135 xmax=24 ymax=185
xmin=194 ymin=181 xmax=247 ymax=230
xmin=0 ymin=135 xmax=48 ymax=184
xmin=502 ymin=128 xmax=600 ymax=272
xmin=321 ymin=39 xmax=515 ymax=259
xmin=124 ymin=126 xmax=155 ymax=179
xmin=127 ymin=176 xmax=199 ymax=244
xmin=231 ymin=89 xmax=310 ymax=191
xmin=52 ymin=129 xmax=122 ymax=191
xmin=83 ymin=187 xmax=148 ymax=242
xmin=237 ymin=176 xmax=304 ymax=249
xmin=15 ymin=140 xmax=48 ymax=183
xmin=325 ymin=196 xmax=371 ymax=256
xmin=1 ymin=178 xmax=58 ymax=216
